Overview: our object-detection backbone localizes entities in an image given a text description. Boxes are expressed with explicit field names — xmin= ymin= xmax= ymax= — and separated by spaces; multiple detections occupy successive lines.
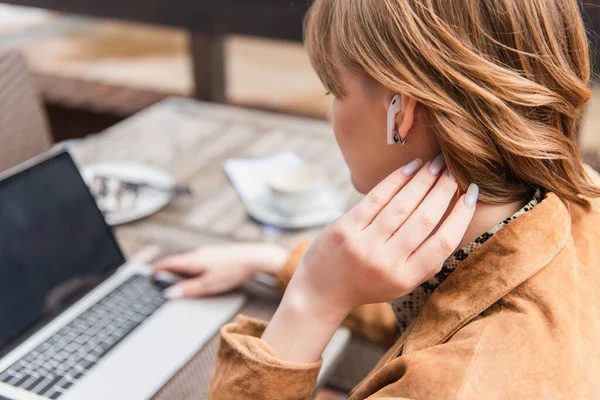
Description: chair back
xmin=0 ymin=48 xmax=52 ymax=173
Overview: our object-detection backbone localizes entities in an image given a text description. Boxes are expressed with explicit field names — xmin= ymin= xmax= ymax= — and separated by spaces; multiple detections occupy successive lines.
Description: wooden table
xmin=2 ymin=0 xmax=308 ymax=102
xmin=73 ymin=97 xmax=362 ymax=252
xmin=71 ymin=98 xmax=377 ymax=399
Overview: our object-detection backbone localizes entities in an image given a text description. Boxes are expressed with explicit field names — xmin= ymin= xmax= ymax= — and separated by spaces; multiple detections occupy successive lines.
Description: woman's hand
xmin=262 ymin=155 xmax=479 ymax=362
xmin=152 ymin=243 xmax=288 ymax=298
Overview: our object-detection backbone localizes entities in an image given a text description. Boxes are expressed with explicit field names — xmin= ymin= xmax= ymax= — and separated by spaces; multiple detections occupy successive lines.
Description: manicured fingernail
xmin=428 ymin=154 xmax=445 ymax=175
xmin=447 ymin=169 xmax=455 ymax=181
xmin=401 ymin=158 xmax=423 ymax=176
xmin=164 ymin=286 xmax=183 ymax=299
xmin=464 ymin=183 xmax=479 ymax=209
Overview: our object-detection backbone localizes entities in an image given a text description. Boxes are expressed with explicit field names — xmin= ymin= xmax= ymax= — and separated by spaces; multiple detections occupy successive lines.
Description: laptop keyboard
xmin=0 ymin=274 xmax=166 ymax=399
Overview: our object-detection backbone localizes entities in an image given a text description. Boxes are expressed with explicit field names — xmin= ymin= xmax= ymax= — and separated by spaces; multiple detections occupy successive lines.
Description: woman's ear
xmin=387 ymin=94 xmax=418 ymax=145
xmin=395 ymin=96 xmax=418 ymax=143
xmin=386 ymin=95 xmax=403 ymax=144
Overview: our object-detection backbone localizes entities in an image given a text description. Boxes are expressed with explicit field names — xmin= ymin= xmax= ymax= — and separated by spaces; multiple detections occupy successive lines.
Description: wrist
xmin=281 ymin=285 xmax=350 ymax=327
xmin=246 ymin=243 xmax=288 ymax=275
xmin=261 ymin=286 xmax=348 ymax=363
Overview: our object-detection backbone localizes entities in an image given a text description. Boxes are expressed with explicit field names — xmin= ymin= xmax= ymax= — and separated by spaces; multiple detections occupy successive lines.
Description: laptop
xmin=0 ymin=148 xmax=245 ymax=400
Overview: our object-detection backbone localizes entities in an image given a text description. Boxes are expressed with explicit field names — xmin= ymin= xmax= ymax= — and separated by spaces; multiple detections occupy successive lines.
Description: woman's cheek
xmin=331 ymin=103 xmax=355 ymax=147
xmin=331 ymin=109 xmax=345 ymax=147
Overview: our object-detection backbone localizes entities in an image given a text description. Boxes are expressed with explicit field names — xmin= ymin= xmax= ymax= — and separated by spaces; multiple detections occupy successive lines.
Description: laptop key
xmin=12 ymin=374 xmax=31 ymax=387
xmin=72 ymin=371 xmax=84 ymax=381
xmin=29 ymin=376 xmax=52 ymax=392
xmin=60 ymin=379 xmax=74 ymax=390
xmin=21 ymin=375 xmax=40 ymax=390
xmin=0 ymin=373 xmax=16 ymax=385
xmin=39 ymin=376 xmax=63 ymax=396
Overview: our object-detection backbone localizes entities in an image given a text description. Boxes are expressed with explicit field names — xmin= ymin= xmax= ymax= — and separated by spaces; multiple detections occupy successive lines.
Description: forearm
xmin=261 ymin=283 xmax=349 ymax=363
xmin=246 ymin=242 xmax=289 ymax=275
xmin=264 ymin=240 xmax=397 ymax=350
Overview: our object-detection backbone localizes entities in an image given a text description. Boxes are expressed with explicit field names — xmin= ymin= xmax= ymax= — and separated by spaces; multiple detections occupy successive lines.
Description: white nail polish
xmin=401 ymin=158 xmax=423 ymax=176
xmin=428 ymin=154 xmax=445 ymax=175
xmin=464 ymin=183 xmax=480 ymax=209
xmin=164 ymin=286 xmax=183 ymax=299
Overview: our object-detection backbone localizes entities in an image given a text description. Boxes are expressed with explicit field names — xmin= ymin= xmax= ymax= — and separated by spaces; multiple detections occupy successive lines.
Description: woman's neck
xmin=453 ymin=196 xmax=529 ymax=250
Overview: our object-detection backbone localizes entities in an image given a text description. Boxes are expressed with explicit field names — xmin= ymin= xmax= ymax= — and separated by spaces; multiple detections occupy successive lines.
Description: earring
xmin=393 ymin=130 xmax=407 ymax=146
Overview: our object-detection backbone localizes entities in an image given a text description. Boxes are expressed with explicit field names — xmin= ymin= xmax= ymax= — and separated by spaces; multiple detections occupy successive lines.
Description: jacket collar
xmin=404 ymin=192 xmax=572 ymax=353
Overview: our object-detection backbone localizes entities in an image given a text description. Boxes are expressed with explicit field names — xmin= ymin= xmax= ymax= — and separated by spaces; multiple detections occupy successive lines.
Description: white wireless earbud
xmin=387 ymin=94 xmax=404 ymax=145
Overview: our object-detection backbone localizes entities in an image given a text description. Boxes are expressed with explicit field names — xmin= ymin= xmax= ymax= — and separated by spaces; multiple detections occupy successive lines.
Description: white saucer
xmin=246 ymin=189 xmax=344 ymax=229
xmin=81 ymin=162 xmax=175 ymax=226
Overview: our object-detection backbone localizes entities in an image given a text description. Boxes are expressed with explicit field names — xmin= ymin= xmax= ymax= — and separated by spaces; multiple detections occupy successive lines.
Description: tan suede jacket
xmin=208 ymin=172 xmax=600 ymax=399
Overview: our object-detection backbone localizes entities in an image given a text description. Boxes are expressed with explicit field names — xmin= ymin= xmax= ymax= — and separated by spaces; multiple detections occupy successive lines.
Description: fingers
xmin=152 ymin=253 xmax=204 ymax=275
xmin=402 ymin=185 xmax=479 ymax=284
xmin=164 ymin=276 xmax=217 ymax=299
xmin=346 ymin=158 xmax=423 ymax=228
xmin=364 ymin=154 xmax=446 ymax=241
xmin=387 ymin=167 xmax=458 ymax=253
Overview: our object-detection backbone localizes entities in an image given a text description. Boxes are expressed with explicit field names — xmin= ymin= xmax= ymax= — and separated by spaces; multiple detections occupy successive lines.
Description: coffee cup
xmin=266 ymin=163 xmax=327 ymax=215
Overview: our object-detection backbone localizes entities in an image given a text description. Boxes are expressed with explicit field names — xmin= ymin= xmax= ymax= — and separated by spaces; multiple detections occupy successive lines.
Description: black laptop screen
xmin=0 ymin=150 xmax=125 ymax=355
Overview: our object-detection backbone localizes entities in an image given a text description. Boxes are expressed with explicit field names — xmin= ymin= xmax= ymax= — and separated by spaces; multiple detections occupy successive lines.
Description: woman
xmin=154 ymin=0 xmax=600 ymax=398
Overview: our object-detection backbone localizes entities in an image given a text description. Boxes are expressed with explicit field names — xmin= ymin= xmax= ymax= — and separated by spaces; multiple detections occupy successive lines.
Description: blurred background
xmin=0 ymin=2 xmax=598 ymax=399
xmin=0 ymin=1 xmax=597 ymax=153
xmin=0 ymin=2 xmax=332 ymax=140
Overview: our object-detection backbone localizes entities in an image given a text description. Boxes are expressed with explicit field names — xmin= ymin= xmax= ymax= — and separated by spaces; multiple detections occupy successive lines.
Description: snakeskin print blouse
xmin=389 ymin=187 xmax=545 ymax=334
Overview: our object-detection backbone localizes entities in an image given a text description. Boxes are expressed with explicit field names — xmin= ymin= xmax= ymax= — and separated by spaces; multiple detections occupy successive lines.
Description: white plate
xmin=81 ymin=162 xmax=174 ymax=226
xmin=246 ymin=189 xmax=344 ymax=230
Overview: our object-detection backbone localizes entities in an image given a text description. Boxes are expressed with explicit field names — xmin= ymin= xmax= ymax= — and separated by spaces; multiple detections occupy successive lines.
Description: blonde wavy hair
xmin=305 ymin=0 xmax=600 ymax=207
